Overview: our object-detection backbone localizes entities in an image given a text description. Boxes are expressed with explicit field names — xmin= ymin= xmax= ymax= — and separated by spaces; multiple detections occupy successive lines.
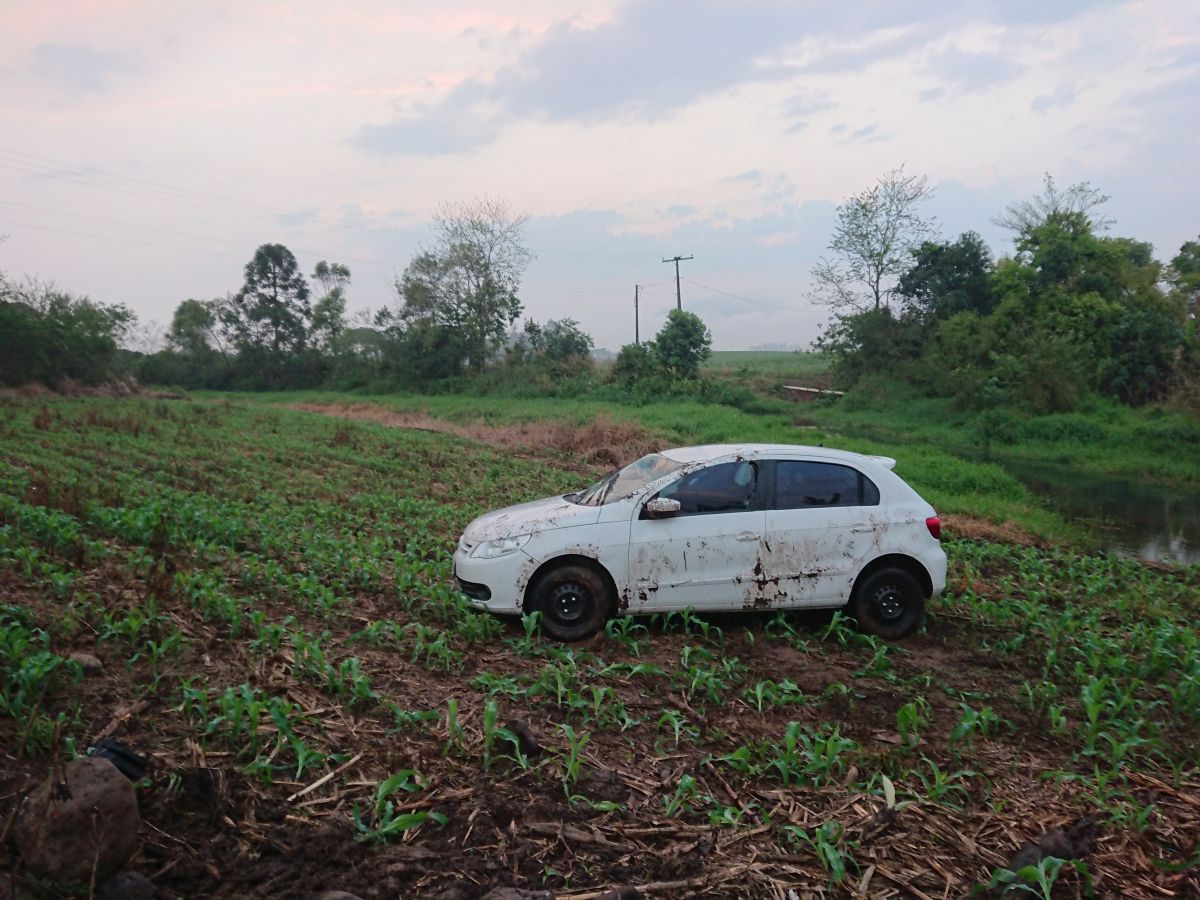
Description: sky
xmin=1 ymin=0 xmax=1198 ymax=351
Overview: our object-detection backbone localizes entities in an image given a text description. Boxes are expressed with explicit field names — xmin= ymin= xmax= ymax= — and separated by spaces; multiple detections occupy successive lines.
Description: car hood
xmin=463 ymin=495 xmax=602 ymax=543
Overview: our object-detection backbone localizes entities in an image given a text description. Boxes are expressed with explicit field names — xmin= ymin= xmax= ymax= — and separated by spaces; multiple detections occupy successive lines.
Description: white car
xmin=454 ymin=444 xmax=946 ymax=641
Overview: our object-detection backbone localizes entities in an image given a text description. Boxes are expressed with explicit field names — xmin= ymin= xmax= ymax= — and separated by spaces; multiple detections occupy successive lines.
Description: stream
xmin=998 ymin=458 xmax=1200 ymax=566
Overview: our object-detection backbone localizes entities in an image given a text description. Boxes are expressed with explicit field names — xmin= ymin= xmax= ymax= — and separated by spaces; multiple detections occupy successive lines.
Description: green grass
xmin=243 ymin=389 xmax=1084 ymax=544
xmin=1 ymin=394 xmax=1196 ymax=897
xmin=704 ymin=350 xmax=831 ymax=380
xmin=807 ymin=381 xmax=1200 ymax=486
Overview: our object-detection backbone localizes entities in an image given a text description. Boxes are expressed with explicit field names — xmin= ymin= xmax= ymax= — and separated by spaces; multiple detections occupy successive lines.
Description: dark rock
xmin=14 ymin=757 xmax=140 ymax=885
xmin=315 ymin=893 xmax=366 ymax=900
xmin=595 ymin=890 xmax=644 ymax=900
xmin=478 ymin=890 xmax=555 ymax=900
xmin=98 ymin=871 xmax=156 ymax=900
xmin=504 ymin=719 xmax=541 ymax=757
xmin=69 ymin=651 xmax=104 ymax=675
xmin=1002 ymin=817 xmax=1098 ymax=894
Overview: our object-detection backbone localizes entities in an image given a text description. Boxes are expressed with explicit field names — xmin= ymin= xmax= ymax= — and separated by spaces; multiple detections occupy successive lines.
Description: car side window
xmin=773 ymin=461 xmax=879 ymax=509
xmin=652 ymin=461 xmax=758 ymax=515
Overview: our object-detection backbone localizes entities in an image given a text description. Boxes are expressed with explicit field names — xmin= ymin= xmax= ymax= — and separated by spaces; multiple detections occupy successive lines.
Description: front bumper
xmin=452 ymin=539 xmax=529 ymax=615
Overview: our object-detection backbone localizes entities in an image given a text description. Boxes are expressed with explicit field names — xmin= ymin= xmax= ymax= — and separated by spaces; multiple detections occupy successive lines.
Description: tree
xmin=516 ymin=318 xmax=593 ymax=362
xmin=168 ymin=298 xmax=222 ymax=356
xmin=896 ymin=232 xmax=995 ymax=322
xmin=311 ymin=260 xmax=351 ymax=351
xmin=397 ymin=198 xmax=533 ymax=373
xmin=994 ymin=174 xmax=1114 ymax=235
xmin=654 ymin=309 xmax=712 ymax=378
xmin=0 ymin=278 xmax=134 ymax=386
xmin=224 ymin=244 xmax=311 ymax=355
xmin=1168 ymin=237 xmax=1200 ymax=323
xmin=809 ymin=166 xmax=938 ymax=312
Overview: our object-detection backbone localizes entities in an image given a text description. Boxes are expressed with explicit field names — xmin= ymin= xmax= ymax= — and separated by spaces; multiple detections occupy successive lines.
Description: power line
xmin=680 ymin=276 xmax=801 ymax=312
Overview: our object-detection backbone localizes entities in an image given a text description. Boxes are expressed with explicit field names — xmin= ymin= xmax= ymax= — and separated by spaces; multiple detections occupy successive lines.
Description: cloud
xmin=351 ymin=0 xmax=1114 ymax=155
xmin=28 ymin=43 xmax=144 ymax=94
xmin=925 ymin=46 xmax=1024 ymax=93
xmin=1030 ymin=83 xmax=1078 ymax=113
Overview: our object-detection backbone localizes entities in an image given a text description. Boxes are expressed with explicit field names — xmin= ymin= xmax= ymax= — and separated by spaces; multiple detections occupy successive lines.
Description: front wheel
xmin=848 ymin=567 xmax=925 ymax=640
xmin=530 ymin=564 xmax=610 ymax=641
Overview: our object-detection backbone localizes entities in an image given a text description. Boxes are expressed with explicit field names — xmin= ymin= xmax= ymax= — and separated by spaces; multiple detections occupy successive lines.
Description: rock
xmin=504 ymin=719 xmax=541 ymax=758
xmin=1002 ymin=817 xmax=1098 ymax=895
xmin=315 ymin=893 xmax=366 ymax=900
xmin=98 ymin=872 xmax=156 ymax=900
xmin=15 ymin=758 xmax=140 ymax=885
xmin=595 ymin=890 xmax=644 ymax=900
xmin=69 ymin=651 xmax=104 ymax=675
xmin=479 ymin=890 xmax=555 ymax=900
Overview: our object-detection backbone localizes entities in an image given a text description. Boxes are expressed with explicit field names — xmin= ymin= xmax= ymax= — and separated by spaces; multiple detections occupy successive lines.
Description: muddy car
xmin=454 ymin=444 xmax=946 ymax=641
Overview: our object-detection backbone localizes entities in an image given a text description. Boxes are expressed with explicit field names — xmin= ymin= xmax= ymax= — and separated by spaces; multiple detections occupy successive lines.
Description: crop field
xmin=1 ymin=396 xmax=1198 ymax=898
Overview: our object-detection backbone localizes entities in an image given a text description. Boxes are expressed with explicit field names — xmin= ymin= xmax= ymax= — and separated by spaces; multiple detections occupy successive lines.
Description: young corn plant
xmin=352 ymin=770 xmax=446 ymax=844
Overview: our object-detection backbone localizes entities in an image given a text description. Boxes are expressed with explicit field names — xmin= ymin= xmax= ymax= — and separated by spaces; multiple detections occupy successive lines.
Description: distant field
xmin=705 ymin=350 xmax=830 ymax=380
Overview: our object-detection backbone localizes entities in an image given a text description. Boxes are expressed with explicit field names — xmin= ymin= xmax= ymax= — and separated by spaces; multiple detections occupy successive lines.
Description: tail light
xmin=926 ymin=516 xmax=941 ymax=540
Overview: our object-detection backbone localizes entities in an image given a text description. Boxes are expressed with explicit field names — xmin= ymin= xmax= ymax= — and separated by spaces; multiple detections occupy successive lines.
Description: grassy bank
xmin=240 ymin=389 xmax=1083 ymax=545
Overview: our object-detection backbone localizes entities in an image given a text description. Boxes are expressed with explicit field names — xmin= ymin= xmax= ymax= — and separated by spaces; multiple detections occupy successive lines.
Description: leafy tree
xmin=224 ymin=244 xmax=311 ymax=355
xmin=311 ymin=261 xmax=351 ymax=352
xmin=0 ymin=278 xmax=134 ymax=385
xmin=896 ymin=232 xmax=995 ymax=321
xmin=397 ymin=198 xmax=532 ymax=373
xmin=612 ymin=342 xmax=657 ymax=383
xmin=168 ymin=298 xmax=225 ymax=356
xmin=654 ymin=309 xmax=712 ymax=378
xmin=810 ymin=166 xmax=938 ymax=312
xmin=516 ymin=318 xmax=593 ymax=362
xmin=1167 ymin=237 xmax=1200 ymax=323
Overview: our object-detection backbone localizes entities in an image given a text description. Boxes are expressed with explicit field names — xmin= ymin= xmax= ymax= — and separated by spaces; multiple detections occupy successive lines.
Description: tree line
xmin=3 ymin=180 xmax=1197 ymax=416
xmin=0 ymin=197 xmax=714 ymax=395
xmin=812 ymin=171 xmax=1200 ymax=413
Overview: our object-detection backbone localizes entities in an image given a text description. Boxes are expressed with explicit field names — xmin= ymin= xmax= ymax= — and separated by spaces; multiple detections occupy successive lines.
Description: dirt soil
xmin=287 ymin=402 xmax=663 ymax=473
xmin=3 ymin=555 xmax=1197 ymax=899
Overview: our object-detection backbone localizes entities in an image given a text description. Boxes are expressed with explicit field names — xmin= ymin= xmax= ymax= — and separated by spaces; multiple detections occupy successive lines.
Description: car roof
xmin=659 ymin=444 xmax=896 ymax=469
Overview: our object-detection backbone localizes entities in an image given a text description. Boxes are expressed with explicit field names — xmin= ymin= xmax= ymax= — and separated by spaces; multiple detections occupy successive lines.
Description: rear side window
xmin=653 ymin=461 xmax=758 ymax=515
xmin=773 ymin=461 xmax=880 ymax=509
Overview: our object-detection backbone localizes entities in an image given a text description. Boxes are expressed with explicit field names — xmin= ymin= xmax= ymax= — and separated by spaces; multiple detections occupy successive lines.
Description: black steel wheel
xmin=530 ymin=563 xmax=610 ymax=641
xmin=848 ymin=567 xmax=925 ymax=640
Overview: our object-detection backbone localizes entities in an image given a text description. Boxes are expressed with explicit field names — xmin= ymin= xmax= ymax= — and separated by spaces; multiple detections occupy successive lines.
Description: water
xmin=999 ymin=459 xmax=1200 ymax=566
xmin=822 ymin=422 xmax=1199 ymax=565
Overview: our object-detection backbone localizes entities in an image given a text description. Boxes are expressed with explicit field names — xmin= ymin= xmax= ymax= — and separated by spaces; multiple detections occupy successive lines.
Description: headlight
xmin=470 ymin=534 xmax=532 ymax=559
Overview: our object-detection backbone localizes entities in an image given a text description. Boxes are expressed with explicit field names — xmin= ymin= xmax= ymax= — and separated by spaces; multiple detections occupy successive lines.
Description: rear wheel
xmin=530 ymin=563 xmax=610 ymax=641
xmin=848 ymin=567 xmax=925 ymax=640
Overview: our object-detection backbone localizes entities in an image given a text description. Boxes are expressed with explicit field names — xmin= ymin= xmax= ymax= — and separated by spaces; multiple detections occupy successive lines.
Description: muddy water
xmin=999 ymin=459 xmax=1200 ymax=566
xmin=822 ymin=423 xmax=1199 ymax=564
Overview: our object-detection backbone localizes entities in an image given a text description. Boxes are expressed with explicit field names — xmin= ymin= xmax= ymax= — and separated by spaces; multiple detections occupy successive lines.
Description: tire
xmin=530 ymin=563 xmax=611 ymax=642
xmin=848 ymin=567 xmax=925 ymax=640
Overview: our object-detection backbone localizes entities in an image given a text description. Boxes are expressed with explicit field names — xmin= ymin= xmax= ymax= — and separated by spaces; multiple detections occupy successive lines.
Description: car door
xmin=760 ymin=459 xmax=882 ymax=607
xmin=626 ymin=459 xmax=766 ymax=611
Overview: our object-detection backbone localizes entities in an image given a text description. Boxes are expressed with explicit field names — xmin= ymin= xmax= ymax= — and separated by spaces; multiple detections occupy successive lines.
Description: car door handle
xmin=736 ymin=531 xmax=759 ymax=542
xmin=850 ymin=526 xmax=875 ymax=533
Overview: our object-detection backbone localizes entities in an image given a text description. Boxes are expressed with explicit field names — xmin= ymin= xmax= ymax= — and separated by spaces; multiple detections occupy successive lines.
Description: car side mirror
xmin=644 ymin=497 xmax=681 ymax=518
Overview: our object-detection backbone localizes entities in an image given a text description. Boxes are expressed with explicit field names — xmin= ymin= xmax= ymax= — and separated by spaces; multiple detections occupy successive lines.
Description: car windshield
xmin=569 ymin=453 xmax=685 ymax=506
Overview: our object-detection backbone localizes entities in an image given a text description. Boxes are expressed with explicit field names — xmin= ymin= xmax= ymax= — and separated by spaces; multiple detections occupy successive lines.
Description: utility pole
xmin=662 ymin=255 xmax=693 ymax=310
xmin=634 ymin=284 xmax=640 ymax=345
